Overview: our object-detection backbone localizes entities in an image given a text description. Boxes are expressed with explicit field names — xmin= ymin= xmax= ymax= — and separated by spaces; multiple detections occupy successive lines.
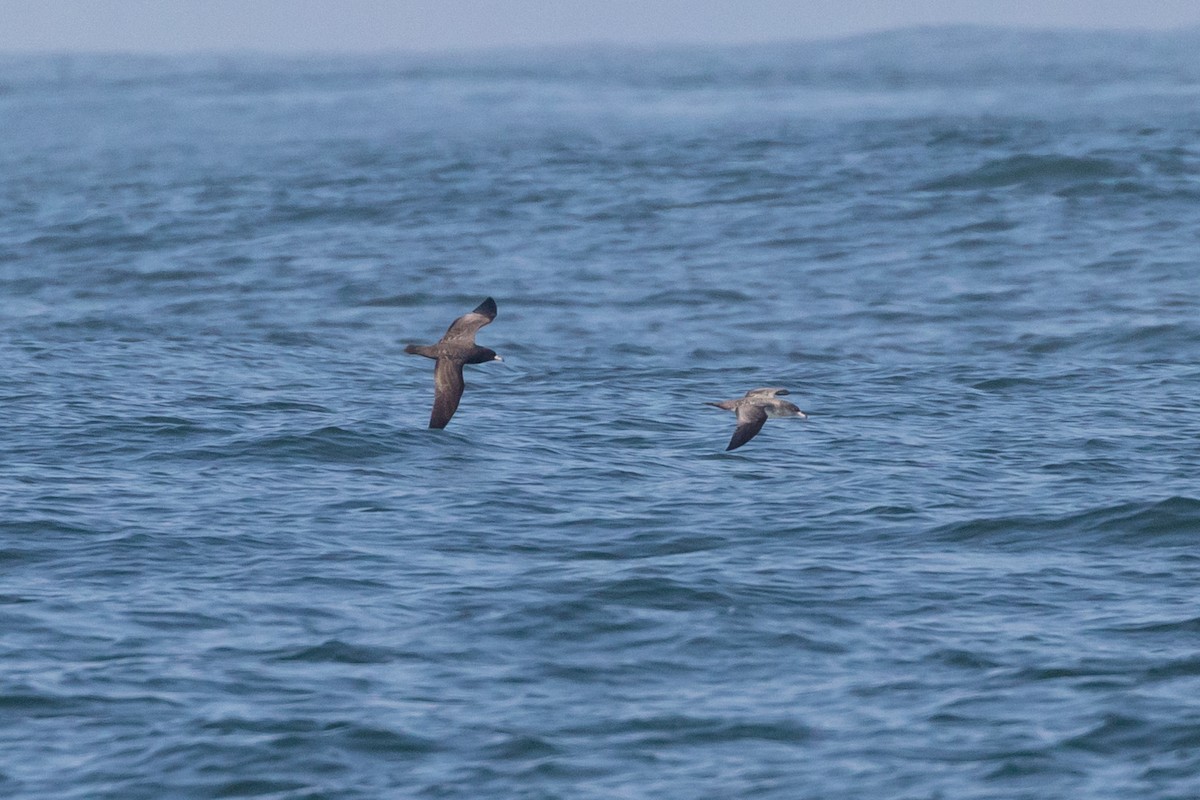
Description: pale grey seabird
xmin=404 ymin=297 xmax=502 ymax=429
xmin=706 ymin=387 xmax=807 ymax=451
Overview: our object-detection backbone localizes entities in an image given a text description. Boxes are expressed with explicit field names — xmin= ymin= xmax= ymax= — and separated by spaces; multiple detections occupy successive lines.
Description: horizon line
xmin=2 ymin=21 xmax=1199 ymax=59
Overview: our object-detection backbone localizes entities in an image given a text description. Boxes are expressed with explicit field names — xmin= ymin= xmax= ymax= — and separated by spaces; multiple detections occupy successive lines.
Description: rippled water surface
xmin=3 ymin=28 xmax=1200 ymax=799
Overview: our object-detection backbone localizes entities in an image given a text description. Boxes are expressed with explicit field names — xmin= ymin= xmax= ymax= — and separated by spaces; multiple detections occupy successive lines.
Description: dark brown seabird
xmin=404 ymin=297 xmax=502 ymax=429
xmin=706 ymin=387 xmax=807 ymax=451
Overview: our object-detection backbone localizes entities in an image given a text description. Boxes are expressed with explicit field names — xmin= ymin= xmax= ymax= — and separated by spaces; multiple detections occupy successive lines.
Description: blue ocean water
xmin=3 ymin=27 xmax=1200 ymax=799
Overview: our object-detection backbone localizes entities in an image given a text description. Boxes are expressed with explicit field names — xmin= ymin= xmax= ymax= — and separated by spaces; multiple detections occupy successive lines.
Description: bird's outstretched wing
xmin=727 ymin=405 xmax=768 ymax=451
xmin=745 ymin=387 xmax=788 ymax=398
xmin=430 ymin=357 xmax=466 ymax=429
xmin=440 ymin=297 xmax=497 ymax=345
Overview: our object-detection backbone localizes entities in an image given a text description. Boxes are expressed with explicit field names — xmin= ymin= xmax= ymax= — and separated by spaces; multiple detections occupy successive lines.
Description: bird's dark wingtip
xmin=473 ymin=297 xmax=497 ymax=318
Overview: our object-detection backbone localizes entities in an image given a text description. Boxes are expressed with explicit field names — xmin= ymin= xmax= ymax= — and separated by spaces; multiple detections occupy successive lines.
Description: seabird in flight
xmin=706 ymin=387 xmax=807 ymax=451
xmin=405 ymin=297 xmax=502 ymax=429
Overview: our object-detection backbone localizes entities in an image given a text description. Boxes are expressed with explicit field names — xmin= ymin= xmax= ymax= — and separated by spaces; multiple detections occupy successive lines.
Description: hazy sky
xmin=2 ymin=0 xmax=1199 ymax=53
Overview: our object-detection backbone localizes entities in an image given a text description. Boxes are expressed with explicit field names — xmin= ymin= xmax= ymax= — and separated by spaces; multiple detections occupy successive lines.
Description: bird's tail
xmin=405 ymin=344 xmax=437 ymax=359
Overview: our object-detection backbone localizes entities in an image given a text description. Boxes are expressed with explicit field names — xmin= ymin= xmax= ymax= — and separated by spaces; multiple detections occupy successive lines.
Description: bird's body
xmin=405 ymin=297 xmax=502 ymax=429
xmin=706 ymin=387 xmax=807 ymax=451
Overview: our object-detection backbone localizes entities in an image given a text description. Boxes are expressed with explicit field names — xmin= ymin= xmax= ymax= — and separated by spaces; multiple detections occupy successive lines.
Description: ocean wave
xmin=931 ymin=496 xmax=1200 ymax=545
xmin=1109 ymin=616 xmax=1200 ymax=635
xmin=274 ymin=639 xmax=405 ymax=665
xmin=920 ymin=154 xmax=1134 ymax=192
xmin=576 ymin=714 xmax=812 ymax=747
xmin=167 ymin=424 xmax=414 ymax=462
xmin=192 ymin=716 xmax=441 ymax=754
xmin=1062 ymin=712 xmax=1200 ymax=753
xmin=587 ymin=576 xmax=734 ymax=609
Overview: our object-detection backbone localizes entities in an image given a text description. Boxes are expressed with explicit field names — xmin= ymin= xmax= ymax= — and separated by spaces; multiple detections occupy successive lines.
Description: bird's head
xmin=465 ymin=346 xmax=502 ymax=364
